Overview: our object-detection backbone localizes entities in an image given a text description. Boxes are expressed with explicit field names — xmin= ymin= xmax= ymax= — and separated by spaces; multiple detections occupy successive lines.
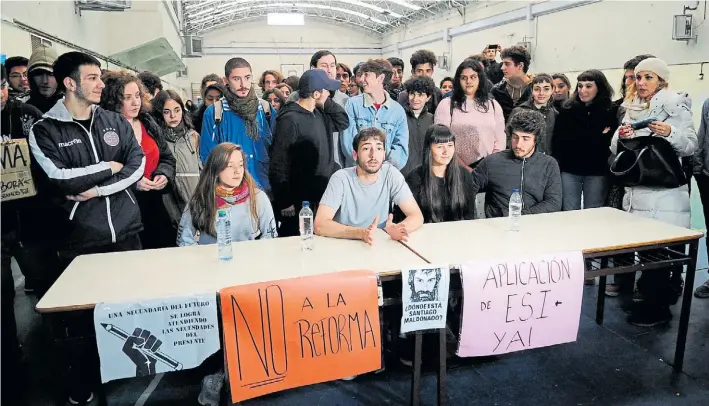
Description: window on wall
xmin=191 ymin=83 xmax=201 ymax=101
xmin=30 ymin=34 xmax=52 ymax=51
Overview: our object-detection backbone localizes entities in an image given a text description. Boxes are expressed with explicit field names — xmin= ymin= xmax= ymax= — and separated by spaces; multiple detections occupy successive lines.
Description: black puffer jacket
xmin=552 ymin=100 xmax=621 ymax=176
xmin=29 ymin=101 xmax=146 ymax=249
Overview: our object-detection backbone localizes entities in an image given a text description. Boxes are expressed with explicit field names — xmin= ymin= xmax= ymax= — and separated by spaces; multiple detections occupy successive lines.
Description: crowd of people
xmin=1 ymin=42 xmax=708 ymax=406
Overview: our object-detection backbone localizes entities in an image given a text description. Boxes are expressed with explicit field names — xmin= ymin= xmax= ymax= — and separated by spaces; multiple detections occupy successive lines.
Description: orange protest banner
xmin=219 ymin=270 xmax=381 ymax=403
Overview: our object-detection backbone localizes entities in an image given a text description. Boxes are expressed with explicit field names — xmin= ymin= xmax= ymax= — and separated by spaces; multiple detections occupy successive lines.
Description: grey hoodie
xmin=470 ymin=149 xmax=562 ymax=218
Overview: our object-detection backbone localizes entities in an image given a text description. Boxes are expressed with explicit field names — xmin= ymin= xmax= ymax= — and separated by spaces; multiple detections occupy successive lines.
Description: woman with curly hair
xmin=100 ymin=70 xmax=176 ymax=249
xmin=152 ymin=90 xmax=202 ymax=222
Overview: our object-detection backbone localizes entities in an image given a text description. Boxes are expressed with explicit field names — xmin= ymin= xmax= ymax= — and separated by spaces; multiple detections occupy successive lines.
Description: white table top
xmin=37 ymin=229 xmax=426 ymax=313
xmin=402 ymin=207 xmax=703 ymax=265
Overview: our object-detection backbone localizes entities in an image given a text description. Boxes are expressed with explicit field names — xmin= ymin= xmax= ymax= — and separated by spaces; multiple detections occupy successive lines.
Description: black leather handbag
xmin=610 ymin=135 xmax=687 ymax=188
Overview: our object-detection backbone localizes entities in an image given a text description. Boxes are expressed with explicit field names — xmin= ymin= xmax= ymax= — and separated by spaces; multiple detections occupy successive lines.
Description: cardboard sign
xmin=1 ymin=139 xmax=36 ymax=201
xmin=458 ymin=251 xmax=584 ymax=357
xmin=94 ymin=293 xmax=220 ymax=383
xmin=400 ymin=264 xmax=450 ymax=333
xmin=220 ymin=270 xmax=381 ymax=403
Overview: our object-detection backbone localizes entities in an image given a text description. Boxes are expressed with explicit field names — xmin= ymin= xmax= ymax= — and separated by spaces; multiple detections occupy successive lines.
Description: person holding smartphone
xmin=611 ymin=58 xmax=698 ymax=327
xmin=481 ymin=44 xmax=503 ymax=85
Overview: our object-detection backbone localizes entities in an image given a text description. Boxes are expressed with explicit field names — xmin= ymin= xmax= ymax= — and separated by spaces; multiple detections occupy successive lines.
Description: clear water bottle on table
xmin=299 ymin=201 xmax=314 ymax=251
xmin=509 ymin=189 xmax=522 ymax=232
xmin=217 ymin=209 xmax=233 ymax=261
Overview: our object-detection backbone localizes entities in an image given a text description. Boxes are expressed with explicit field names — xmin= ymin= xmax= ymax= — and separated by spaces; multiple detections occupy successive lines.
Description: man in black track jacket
xmin=29 ymin=51 xmax=146 ymax=405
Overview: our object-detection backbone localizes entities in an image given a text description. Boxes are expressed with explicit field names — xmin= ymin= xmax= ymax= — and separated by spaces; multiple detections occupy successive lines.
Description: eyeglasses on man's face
xmin=9 ymin=72 xmax=28 ymax=79
xmin=336 ymin=73 xmax=350 ymax=80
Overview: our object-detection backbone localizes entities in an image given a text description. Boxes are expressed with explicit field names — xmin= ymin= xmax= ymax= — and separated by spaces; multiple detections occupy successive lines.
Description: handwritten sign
xmin=1 ymin=139 xmax=36 ymax=201
xmin=458 ymin=251 xmax=584 ymax=357
xmin=93 ymin=293 xmax=220 ymax=383
xmin=400 ymin=264 xmax=449 ymax=333
xmin=220 ymin=270 xmax=381 ymax=403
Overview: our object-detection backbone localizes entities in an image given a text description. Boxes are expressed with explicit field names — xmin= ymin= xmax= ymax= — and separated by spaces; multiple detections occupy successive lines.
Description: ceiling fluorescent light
xmin=388 ymin=0 xmax=422 ymax=11
xmin=267 ymin=13 xmax=305 ymax=26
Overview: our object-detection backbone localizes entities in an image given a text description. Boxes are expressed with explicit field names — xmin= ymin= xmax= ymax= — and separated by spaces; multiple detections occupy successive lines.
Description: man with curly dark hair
xmin=400 ymin=76 xmax=435 ymax=176
xmin=397 ymin=49 xmax=443 ymax=113
xmin=491 ymin=45 xmax=533 ymax=122
xmin=137 ymin=70 xmax=163 ymax=100
xmin=470 ymin=109 xmax=561 ymax=218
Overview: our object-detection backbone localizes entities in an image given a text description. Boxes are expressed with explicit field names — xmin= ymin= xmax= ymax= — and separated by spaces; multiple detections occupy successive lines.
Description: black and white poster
xmin=94 ymin=293 xmax=220 ymax=383
xmin=400 ymin=264 xmax=450 ymax=333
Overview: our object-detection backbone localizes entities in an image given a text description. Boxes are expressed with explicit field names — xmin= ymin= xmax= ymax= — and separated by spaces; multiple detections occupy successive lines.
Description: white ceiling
xmin=182 ymin=0 xmax=466 ymax=36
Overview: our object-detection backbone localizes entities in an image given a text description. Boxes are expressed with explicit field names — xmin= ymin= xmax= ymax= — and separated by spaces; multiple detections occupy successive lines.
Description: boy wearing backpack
xmin=200 ymin=57 xmax=276 ymax=194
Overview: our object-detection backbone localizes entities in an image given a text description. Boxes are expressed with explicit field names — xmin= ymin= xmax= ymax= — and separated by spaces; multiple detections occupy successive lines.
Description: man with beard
xmin=25 ymin=44 xmax=63 ymax=113
xmin=315 ymin=127 xmax=423 ymax=244
xmin=409 ymin=268 xmax=441 ymax=302
xmin=200 ymin=57 xmax=275 ymax=194
xmin=470 ymin=110 xmax=561 ymax=218
xmin=5 ymin=56 xmax=29 ymax=99
xmin=29 ymin=51 xmax=145 ymax=406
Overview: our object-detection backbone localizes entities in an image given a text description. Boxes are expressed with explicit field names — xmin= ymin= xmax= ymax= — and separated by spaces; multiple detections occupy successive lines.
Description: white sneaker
xmin=198 ymin=371 xmax=224 ymax=406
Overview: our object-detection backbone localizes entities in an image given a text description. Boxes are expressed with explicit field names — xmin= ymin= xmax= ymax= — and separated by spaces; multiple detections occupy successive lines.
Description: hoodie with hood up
xmin=269 ymin=97 xmax=349 ymax=211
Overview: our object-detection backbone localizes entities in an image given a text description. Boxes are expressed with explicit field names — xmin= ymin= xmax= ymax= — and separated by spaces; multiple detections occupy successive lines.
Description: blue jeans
xmin=561 ymin=173 xmax=609 ymax=211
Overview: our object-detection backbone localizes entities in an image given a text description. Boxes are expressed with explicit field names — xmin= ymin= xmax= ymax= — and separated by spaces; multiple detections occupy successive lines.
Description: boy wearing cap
xmin=269 ymin=69 xmax=349 ymax=236
xmin=25 ymin=44 xmax=62 ymax=113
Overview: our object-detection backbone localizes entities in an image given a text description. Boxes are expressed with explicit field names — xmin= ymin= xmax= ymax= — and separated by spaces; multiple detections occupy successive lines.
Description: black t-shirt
xmin=404 ymin=164 xmax=477 ymax=223
xmin=73 ymin=116 xmax=92 ymax=133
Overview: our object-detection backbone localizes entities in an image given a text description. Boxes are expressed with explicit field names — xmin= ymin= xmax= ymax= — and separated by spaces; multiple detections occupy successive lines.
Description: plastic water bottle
xmin=299 ymin=201 xmax=314 ymax=251
xmin=217 ymin=209 xmax=233 ymax=261
xmin=509 ymin=189 xmax=522 ymax=232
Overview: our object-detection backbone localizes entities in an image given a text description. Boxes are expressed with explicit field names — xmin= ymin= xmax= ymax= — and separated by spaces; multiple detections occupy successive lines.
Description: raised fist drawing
xmin=122 ymin=327 xmax=161 ymax=376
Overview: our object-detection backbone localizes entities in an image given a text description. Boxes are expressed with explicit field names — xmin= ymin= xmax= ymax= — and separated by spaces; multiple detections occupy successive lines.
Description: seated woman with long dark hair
xmin=405 ymin=124 xmax=476 ymax=223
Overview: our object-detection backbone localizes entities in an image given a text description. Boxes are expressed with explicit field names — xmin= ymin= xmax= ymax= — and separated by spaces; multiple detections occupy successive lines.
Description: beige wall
xmin=1 ymin=0 xmax=188 ymax=97
xmin=185 ymin=17 xmax=382 ymax=91
xmin=382 ymin=0 xmax=708 ymax=123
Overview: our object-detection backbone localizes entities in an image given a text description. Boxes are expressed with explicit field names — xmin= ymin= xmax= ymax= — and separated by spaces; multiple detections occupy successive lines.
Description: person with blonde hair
xmin=611 ymin=57 xmax=698 ymax=326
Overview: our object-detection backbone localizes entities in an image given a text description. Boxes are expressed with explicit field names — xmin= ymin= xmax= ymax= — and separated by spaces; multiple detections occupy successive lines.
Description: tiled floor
xmin=11 ymin=243 xmax=709 ymax=406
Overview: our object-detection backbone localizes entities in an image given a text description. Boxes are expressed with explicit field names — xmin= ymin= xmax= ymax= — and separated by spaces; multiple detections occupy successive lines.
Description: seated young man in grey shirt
xmin=316 ymin=127 xmax=423 ymax=244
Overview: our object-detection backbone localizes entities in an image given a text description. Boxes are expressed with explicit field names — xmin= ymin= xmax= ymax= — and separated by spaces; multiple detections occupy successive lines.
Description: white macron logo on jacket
xmin=58 ymin=139 xmax=83 ymax=148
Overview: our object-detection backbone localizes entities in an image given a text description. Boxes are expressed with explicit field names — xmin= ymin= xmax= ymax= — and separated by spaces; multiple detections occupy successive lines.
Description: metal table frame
xmin=401 ymin=237 xmax=701 ymax=406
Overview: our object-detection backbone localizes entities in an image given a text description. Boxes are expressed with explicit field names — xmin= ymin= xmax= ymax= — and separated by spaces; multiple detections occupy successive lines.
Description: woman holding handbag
xmin=610 ymin=57 xmax=698 ymax=327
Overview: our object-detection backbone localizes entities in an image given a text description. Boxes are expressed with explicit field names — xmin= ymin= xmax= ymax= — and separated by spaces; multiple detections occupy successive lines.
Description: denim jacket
xmin=340 ymin=92 xmax=409 ymax=170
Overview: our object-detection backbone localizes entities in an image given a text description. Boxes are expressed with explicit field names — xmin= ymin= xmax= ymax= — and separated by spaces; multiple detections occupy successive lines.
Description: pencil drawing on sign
xmin=409 ymin=268 xmax=441 ymax=302
xmin=101 ymin=323 xmax=183 ymax=377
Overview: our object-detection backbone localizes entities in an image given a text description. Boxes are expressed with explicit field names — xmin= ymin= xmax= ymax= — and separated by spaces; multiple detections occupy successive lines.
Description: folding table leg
xmin=410 ymin=332 xmax=423 ymax=406
xmin=674 ymin=240 xmax=699 ymax=372
xmin=595 ymin=258 xmax=609 ymax=325
xmin=437 ymin=328 xmax=447 ymax=406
